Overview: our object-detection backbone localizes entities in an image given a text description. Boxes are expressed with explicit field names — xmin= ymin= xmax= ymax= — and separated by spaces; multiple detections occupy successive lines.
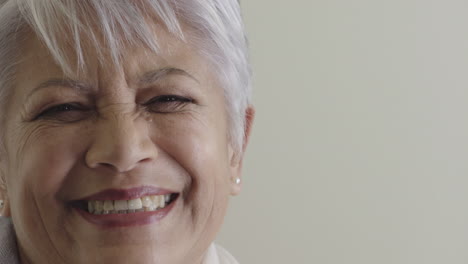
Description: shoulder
xmin=0 ymin=217 xmax=20 ymax=264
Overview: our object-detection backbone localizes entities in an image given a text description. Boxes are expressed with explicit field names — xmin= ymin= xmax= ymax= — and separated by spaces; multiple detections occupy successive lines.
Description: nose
xmin=85 ymin=114 xmax=157 ymax=173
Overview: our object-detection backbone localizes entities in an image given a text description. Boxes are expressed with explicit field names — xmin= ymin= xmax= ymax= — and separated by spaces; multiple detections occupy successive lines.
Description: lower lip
xmin=75 ymin=198 xmax=177 ymax=228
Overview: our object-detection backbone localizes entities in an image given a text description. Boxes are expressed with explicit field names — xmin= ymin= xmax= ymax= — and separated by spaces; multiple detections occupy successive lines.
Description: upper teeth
xmin=87 ymin=194 xmax=172 ymax=215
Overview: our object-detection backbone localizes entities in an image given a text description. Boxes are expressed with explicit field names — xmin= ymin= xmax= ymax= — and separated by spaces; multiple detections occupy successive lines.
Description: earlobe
xmin=230 ymin=176 xmax=242 ymax=196
xmin=0 ymin=168 xmax=10 ymax=217
xmin=0 ymin=196 xmax=10 ymax=217
xmin=229 ymin=105 xmax=255 ymax=196
xmin=0 ymin=198 xmax=10 ymax=217
xmin=228 ymin=145 xmax=243 ymax=196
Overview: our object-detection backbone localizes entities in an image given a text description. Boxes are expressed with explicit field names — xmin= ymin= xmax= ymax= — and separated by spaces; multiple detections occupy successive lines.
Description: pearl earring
xmin=235 ymin=178 xmax=241 ymax=184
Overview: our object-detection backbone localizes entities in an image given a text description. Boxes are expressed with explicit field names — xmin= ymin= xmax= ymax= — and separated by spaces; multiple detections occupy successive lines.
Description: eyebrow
xmin=28 ymin=67 xmax=198 ymax=98
xmin=139 ymin=67 xmax=199 ymax=85
xmin=28 ymin=78 xmax=93 ymax=98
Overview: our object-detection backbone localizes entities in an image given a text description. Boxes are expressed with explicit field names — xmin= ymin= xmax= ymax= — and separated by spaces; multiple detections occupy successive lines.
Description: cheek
xmin=154 ymin=113 xmax=232 ymax=222
xmin=155 ymin=122 xmax=232 ymax=247
xmin=154 ymin=112 xmax=231 ymax=186
xmin=3 ymin=124 xmax=90 ymax=253
xmin=5 ymin=124 xmax=90 ymax=205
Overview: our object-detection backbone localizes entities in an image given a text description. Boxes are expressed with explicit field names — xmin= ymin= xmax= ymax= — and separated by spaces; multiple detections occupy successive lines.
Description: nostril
xmin=94 ymin=162 xmax=136 ymax=173
xmin=139 ymin=157 xmax=152 ymax=163
xmin=99 ymin=163 xmax=117 ymax=169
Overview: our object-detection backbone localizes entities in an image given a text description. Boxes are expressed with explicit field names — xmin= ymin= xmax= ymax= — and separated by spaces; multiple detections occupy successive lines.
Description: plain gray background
xmin=218 ymin=1 xmax=468 ymax=263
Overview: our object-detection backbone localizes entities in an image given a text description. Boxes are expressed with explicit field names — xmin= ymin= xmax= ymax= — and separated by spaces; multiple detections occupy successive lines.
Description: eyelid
xmin=33 ymin=102 xmax=89 ymax=121
xmin=144 ymin=95 xmax=194 ymax=105
xmin=143 ymin=95 xmax=195 ymax=114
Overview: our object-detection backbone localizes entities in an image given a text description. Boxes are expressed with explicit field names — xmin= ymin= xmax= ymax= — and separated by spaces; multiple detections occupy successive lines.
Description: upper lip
xmin=78 ymin=186 xmax=177 ymax=201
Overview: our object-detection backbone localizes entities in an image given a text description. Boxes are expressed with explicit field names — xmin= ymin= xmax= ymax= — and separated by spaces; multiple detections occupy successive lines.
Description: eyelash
xmin=35 ymin=103 xmax=87 ymax=119
xmin=35 ymin=95 xmax=193 ymax=121
xmin=145 ymin=95 xmax=193 ymax=106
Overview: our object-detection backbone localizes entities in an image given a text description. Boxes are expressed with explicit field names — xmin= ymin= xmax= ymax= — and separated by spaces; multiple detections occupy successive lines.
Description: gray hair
xmin=0 ymin=0 xmax=252 ymax=153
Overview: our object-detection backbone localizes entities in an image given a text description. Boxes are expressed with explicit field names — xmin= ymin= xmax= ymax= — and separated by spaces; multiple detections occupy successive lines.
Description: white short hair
xmin=0 ymin=0 xmax=252 ymax=153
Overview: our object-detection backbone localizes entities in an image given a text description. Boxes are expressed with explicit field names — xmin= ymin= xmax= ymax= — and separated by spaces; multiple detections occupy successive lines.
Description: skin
xmin=0 ymin=26 xmax=254 ymax=264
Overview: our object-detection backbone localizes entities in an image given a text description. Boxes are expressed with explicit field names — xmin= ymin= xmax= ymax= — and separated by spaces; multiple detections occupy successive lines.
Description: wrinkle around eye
xmin=146 ymin=102 xmax=190 ymax=114
xmin=42 ymin=111 xmax=92 ymax=123
xmin=22 ymin=102 xmax=90 ymax=124
xmin=21 ymin=85 xmax=94 ymax=118
xmin=33 ymin=104 xmax=93 ymax=123
xmin=8 ymin=121 xmax=64 ymax=166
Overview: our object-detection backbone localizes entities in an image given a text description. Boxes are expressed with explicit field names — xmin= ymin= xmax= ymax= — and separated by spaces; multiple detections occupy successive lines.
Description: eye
xmin=35 ymin=103 xmax=90 ymax=122
xmin=144 ymin=95 xmax=194 ymax=113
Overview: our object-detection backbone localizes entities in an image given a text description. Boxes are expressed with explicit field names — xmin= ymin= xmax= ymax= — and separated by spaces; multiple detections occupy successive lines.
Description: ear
xmin=0 ymin=168 xmax=11 ymax=217
xmin=229 ymin=105 xmax=255 ymax=196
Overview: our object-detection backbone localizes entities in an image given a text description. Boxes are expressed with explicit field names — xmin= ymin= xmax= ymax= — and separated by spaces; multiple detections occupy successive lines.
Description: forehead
xmin=17 ymin=25 xmax=209 ymax=87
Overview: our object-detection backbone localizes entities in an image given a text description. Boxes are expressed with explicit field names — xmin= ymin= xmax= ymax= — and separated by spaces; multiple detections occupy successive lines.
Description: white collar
xmin=203 ymin=244 xmax=240 ymax=264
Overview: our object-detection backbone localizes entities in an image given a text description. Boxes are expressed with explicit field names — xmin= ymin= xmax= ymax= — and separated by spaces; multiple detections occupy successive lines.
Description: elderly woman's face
xmin=0 ymin=27 xmax=250 ymax=264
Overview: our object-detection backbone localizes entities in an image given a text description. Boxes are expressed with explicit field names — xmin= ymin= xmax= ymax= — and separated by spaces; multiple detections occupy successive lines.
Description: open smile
xmin=71 ymin=187 xmax=180 ymax=227
xmin=75 ymin=193 xmax=179 ymax=215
